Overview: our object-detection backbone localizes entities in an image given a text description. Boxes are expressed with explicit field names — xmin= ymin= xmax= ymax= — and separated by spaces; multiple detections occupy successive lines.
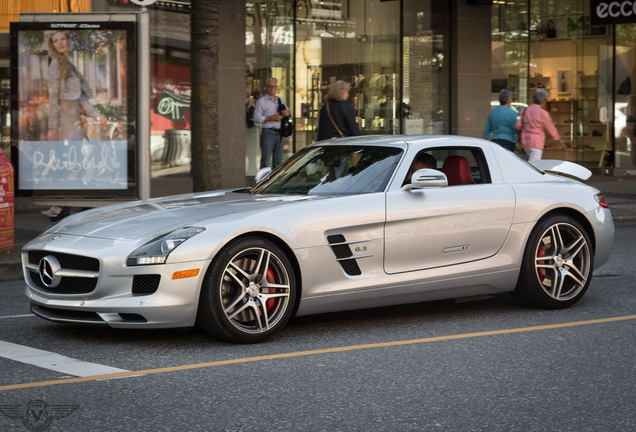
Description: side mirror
xmin=255 ymin=167 xmax=272 ymax=183
xmin=401 ymin=168 xmax=448 ymax=191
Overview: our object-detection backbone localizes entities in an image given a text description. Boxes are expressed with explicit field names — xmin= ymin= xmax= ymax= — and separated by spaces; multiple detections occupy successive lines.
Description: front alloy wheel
xmin=197 ymin=237 xmax=296 ymax=343
xmin=513 ymin=215 xmax=593 ymax=309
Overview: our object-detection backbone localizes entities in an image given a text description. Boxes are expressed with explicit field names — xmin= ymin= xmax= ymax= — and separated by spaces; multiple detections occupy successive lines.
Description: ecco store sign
xmin=592 ymin=0 xmax=636 ymax=25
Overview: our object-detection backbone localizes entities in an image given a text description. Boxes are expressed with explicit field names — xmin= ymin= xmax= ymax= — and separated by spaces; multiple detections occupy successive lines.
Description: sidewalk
xmin=1 ymin=174 xmax=635 ymax=282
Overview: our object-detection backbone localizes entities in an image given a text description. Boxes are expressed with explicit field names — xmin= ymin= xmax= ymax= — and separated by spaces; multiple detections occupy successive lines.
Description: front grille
xmin=28 ymin=251 xmax=99 ymax=271
xmin=27 ymin=250 xmax=100 ymax=295
xmin=28 ymin=270 xmax=98 ymax=294
xmin=132 ymin=275 xmax=161 ymax=295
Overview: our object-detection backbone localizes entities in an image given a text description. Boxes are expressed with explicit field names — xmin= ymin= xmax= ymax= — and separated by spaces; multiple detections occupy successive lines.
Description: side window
xmin=403 ymin=151 xmax=439 ymax=186
xmin=428 ymin=147 xmax=491 ymax=185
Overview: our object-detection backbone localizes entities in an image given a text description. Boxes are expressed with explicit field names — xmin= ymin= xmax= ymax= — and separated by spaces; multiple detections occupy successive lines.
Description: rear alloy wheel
xmin=513 ymin=215 xmax=593 ymax=309
xmin=197 ymin=237 xmax=296 ymax=343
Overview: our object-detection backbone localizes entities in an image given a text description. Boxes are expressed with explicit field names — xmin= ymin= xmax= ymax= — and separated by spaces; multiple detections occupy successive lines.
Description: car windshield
xmin=251 ymin=145 xmax=403 ymax=196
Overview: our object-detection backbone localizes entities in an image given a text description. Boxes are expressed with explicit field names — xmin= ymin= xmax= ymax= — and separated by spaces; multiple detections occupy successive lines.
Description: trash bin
xmin=162 ymin=129 xmax=191 ymax=167
xmin=0 ymin=148 xmax=14 ymax=252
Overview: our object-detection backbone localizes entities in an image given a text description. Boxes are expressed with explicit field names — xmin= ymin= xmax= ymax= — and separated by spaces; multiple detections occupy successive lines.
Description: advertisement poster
xmin=10 ymin=21 xmax=136 ymax=196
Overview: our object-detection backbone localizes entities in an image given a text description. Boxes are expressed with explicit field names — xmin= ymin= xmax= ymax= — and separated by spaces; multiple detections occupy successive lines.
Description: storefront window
xmin=492 ymin=0 xmax=634 ymax=169
xmin=402 ymin=0 xmax=449 ymax=135
xmin=491 ymin=0 xmax=529 ymax=108
xmin=245 ymin=1 xmax=454 ymax=176
xmin=247 ymin=0 xmax=401 ymax=177
xmin=528 ymin=1 xmax=613 ymax=166
xmin=614 ymin=24 xmax=636 ymax=167
xmin=246 ymin=0 xmax=294 ymax=176
xmin=148 ymin=9 xmax=192 ymax=178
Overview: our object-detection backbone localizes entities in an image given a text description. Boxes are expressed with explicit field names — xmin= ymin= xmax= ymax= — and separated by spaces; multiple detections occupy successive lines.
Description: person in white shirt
xmin=253 ymin=77 xmax=290 ymax=169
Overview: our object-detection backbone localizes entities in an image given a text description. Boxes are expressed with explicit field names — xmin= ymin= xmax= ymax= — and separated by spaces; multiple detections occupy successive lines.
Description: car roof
xmin=311 ymin=134 xmax=487 ymax=148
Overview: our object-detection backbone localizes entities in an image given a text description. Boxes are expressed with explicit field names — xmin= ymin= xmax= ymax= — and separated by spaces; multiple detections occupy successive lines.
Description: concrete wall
xmin=451 ymin=1 xmax=491 ymax=138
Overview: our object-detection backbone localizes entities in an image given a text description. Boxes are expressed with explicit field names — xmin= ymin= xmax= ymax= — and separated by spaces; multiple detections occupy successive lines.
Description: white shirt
xmin=254 ymin=94 xmax=289 ymax=129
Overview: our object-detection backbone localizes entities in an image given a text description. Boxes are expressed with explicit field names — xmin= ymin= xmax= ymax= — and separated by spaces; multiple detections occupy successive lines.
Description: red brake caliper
xmin=537 ymin=248 xmax=546 ymax=279
xmin=265 ymin=268 xmax=276 ymax=311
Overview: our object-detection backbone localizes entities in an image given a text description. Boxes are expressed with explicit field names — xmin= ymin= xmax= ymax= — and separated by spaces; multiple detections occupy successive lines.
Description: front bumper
xmin=23 ymin=235 xmax=210 ymax=329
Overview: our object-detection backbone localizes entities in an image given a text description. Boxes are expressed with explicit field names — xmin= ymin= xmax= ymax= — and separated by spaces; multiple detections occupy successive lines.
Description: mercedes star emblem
xmin=38 ymin=256 xmax=62 ymax=288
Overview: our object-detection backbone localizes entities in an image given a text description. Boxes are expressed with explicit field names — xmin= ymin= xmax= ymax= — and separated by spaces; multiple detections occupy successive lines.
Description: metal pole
xmin=137 ymin=7 xmax=151 ymax=199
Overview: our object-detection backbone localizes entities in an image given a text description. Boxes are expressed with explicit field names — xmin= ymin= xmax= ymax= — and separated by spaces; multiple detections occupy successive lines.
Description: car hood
xmin=529 ymin=159 xmax=592 ymax=181
xmin=47 ymin=190 xmax=316 ymax=241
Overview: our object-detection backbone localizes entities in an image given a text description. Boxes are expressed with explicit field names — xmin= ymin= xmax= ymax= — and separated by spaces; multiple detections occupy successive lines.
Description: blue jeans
xmin=260 ymin=128 xmax=284 ymax=168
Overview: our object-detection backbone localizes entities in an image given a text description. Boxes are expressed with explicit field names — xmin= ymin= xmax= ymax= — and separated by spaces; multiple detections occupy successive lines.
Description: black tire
xmin=197 ymin=237 xmax=296 ymax=343
xmin=513 ymin=215 xmax=593 ymax=309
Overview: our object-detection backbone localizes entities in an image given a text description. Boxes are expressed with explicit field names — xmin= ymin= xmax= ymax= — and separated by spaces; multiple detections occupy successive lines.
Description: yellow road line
xmin=2 ymin=314 xmax=635 ymax=391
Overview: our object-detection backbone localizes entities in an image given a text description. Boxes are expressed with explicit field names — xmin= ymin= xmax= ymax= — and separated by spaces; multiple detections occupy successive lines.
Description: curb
xmin=613 ymin=216 xmax=636 ymax=227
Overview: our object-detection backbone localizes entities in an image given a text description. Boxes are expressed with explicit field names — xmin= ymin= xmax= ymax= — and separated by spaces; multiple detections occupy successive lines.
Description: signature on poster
xmin=18 ymin=140 xmax=128 ymax=190
xmin=32 ymin=143 xmax=120 ymax=176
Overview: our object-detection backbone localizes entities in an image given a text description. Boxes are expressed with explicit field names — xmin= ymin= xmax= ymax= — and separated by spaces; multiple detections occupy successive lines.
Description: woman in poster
xmin=46 ymin=30 xmax=107 ymax=142
xmin=43 ymin=30 xmax=108 ymax=220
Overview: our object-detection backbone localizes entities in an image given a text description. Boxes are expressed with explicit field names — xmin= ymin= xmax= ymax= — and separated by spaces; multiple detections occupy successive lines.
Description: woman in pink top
xmin=516 ymin=89 xmax=566 ymax=161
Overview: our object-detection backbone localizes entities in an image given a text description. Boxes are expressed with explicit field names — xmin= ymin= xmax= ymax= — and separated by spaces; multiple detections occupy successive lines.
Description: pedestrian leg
xmin=260 ymin=129 xmax=277 ymax=168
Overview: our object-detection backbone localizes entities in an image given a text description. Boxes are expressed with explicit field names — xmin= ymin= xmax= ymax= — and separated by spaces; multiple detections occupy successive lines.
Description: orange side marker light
xmin=172 ymin=269 xmax=200 ymax=280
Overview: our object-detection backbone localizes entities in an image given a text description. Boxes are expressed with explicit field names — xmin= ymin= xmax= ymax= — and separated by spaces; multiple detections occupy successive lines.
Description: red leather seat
xmin=442 ymin=156 xmax=474 ymax=186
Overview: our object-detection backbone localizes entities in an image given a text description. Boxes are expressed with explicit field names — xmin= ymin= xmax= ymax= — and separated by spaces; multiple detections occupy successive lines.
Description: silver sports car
xmin=22 ymin=135 xmax=615 ymax=343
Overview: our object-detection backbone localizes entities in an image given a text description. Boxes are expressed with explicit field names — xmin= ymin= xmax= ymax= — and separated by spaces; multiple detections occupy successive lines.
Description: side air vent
xmin=327 ymin=234 xmax=346 ymax=243
xmin=327 ymin=234 xmax=361 ymax=276
xmin=132 ymin=275 xmax=161 ymax=295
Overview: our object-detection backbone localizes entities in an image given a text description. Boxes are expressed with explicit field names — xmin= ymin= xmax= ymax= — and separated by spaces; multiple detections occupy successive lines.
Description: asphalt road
xmin=0 ymin=227 xmax=635 ymax=432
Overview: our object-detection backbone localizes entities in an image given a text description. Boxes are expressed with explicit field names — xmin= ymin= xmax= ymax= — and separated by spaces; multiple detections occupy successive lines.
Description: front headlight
xmin=126 ymin=226 xmax=205 ymax=266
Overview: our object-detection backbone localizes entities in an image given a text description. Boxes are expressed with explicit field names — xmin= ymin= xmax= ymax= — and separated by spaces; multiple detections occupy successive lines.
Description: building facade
xmin=1 ymin=1 xmax=633 ymax=206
